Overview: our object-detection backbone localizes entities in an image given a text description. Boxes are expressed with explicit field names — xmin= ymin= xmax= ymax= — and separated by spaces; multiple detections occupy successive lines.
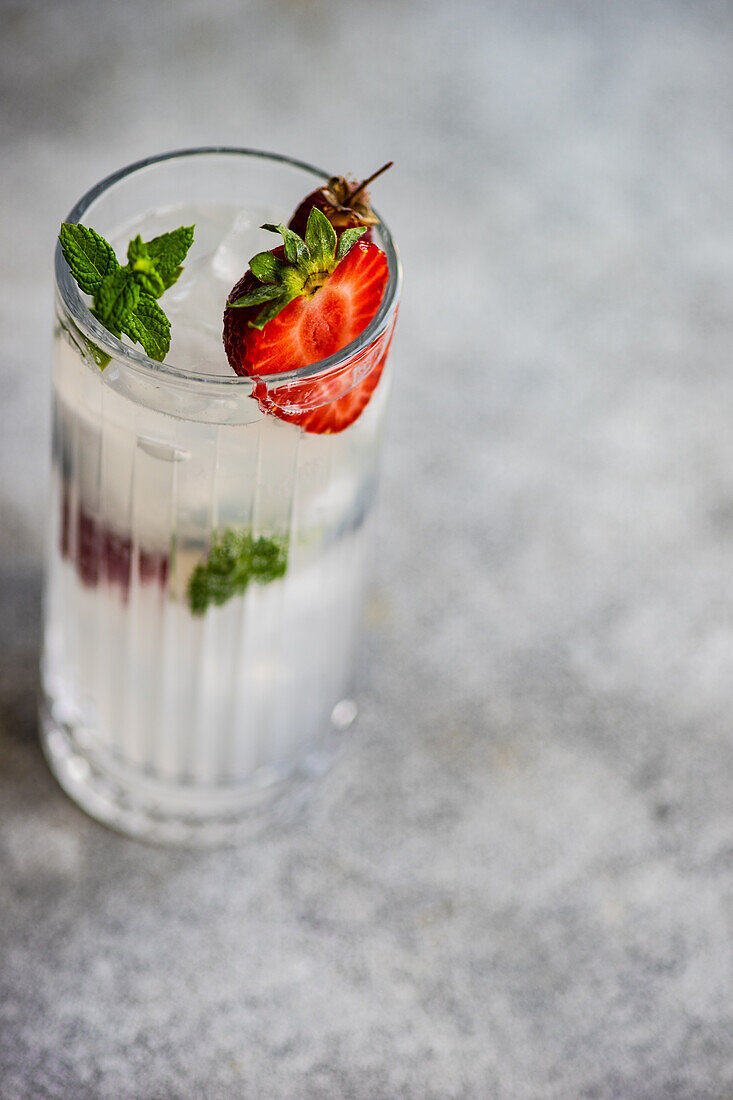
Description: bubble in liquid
xmin=331 ymin=699 xmax=358 ymax=731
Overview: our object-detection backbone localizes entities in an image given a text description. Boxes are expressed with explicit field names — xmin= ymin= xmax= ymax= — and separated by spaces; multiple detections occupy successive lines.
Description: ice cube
xmin=210 ymin=210 xmax=262 ymax=285
xmin=166 ymin=320 xmax=231 ymax=375
xmin=164 ymin=208 xmax=276 ymax=374
xmin=163 ymin=250 xmax=230 ymax=373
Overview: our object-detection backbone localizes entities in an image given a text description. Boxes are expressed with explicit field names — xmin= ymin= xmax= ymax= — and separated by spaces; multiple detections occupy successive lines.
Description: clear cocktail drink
xmin=41 ymin=150 xmax=400 ymax=843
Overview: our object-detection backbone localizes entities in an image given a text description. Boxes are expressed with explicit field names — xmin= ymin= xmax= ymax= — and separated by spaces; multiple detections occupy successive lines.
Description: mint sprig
xmin=59 ymin=222 xmax=194 ymax=364
xmin=57 ymin=224 xmax=119 ymax=294
xmin=187 ymin=528 xmax=288 ymax=615
xmin=227 ymin=207 xmax=365 ymax=330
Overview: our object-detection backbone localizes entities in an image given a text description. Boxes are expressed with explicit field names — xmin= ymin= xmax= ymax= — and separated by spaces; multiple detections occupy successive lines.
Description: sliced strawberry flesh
xmin=255 ymin=323 xmax=395 ymax=434
xmin=224 ymin=239 xmax=390 ymax=433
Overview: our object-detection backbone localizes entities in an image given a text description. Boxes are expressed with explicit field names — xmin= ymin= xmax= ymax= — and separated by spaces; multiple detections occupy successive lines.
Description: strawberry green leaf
xmin=261 ymin=222 xmax=309 ymax=266
xmin=92 ymin=268 xmax=140 ymax=336
xmin=304 ymin=207 xmax=337 ymax=268
xmin=59 ymin=223 xmax=119 ymax=294
xmin=336 ymin=226 xmax=367 ymax=262
xmin=227 ymin=284 xmax=283 ymax=309
xmin=250 ymin=251 xmax=288 ymax=284
xmin=122 ymin=293 xmax=171 ymax=361
xmin=249 ymin=292 xmax=299 ymax=330
xmin=230 ymin=203 xmax=375 ymax=335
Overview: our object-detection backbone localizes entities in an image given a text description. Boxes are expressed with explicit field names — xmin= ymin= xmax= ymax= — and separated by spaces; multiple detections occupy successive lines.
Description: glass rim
xmin=54 ymin=146 xmax=402 ymax=389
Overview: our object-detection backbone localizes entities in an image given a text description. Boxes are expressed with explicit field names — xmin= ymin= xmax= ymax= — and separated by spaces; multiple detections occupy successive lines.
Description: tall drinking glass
xmin=41 ymin=148 xmax=401 ymax=844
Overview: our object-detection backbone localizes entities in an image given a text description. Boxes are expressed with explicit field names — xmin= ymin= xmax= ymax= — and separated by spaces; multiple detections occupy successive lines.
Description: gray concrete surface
xmin=4 ymin=0 xmax=733 ymax=1096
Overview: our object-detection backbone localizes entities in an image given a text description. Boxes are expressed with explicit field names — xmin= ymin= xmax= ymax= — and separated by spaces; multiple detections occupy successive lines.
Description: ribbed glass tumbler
xmin=40 ymin=148 xmax=401 ymax=845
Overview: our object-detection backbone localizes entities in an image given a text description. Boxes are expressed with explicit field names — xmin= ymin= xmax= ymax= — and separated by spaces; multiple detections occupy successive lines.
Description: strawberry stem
xmin=348 ymin=161 xmax=394 ymax=203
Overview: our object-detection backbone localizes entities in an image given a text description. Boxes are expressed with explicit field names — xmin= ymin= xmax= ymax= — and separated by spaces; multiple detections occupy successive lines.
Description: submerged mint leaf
xmin=59 ymin=223 xmax=120 ymax=294
xmin=58 ymin=314 xmax=111 ymax=371
xmin=249 ymin=536 xmax=289 ymax=581
xmin=58 ymin=218 xmax=195 ymax=365
xmin=187 ymin=528 xmax=288 ymax=615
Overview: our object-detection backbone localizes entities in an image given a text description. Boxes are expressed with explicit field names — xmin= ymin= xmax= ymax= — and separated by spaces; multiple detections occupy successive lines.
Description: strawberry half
xmin=223 ymin=208 xmax=390 ymax=434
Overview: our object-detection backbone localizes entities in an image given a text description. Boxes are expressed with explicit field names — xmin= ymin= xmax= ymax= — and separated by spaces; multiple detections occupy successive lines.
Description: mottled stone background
xmin=3 ymin=1 xmax=733 ymax=1097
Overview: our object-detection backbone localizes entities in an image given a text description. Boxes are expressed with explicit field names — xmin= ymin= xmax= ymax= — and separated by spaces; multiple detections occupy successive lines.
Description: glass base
xmin=39 ymin=695 xmax=353 ymax=847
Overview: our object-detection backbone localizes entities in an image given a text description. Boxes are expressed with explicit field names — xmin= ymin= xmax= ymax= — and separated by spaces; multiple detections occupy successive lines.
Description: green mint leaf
xmin=122 ymin=293 xmax=171 ymax=361
xmin=144 ymin=225 xmax=195 ymax=291
xmin=261 ymin=222 xmax=309 ymax=266
xmin=187 ymin=528 xmax=288 ymax=615
xmin=250 ymin=536 xmax=289 ymax=582
xmin=126 ymin=235 xmax=146 ymax=265
xmin=60 ymin=218 xmax=195 ymax=365
xmin=227 ymin=284 xmax=284 ymax=309
xmin=304 ymin=207 xmax=337 ymax=268
xmin=250 ymin=250 xmax=288 ymax=284
xmin=92 ymin=268 xmax=140 ymax=336
xmin=59 ymin=223 xmax=119 ymax=294
xmin=58 ymin=315 xmax=111 ymax=371
xmin=126 ymin=236 xmax=166 ymax=297
xmin=134 ymin=267 xmax=166 ymax=298
xmin=336 ymin=226 xmax=367 ymax=262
